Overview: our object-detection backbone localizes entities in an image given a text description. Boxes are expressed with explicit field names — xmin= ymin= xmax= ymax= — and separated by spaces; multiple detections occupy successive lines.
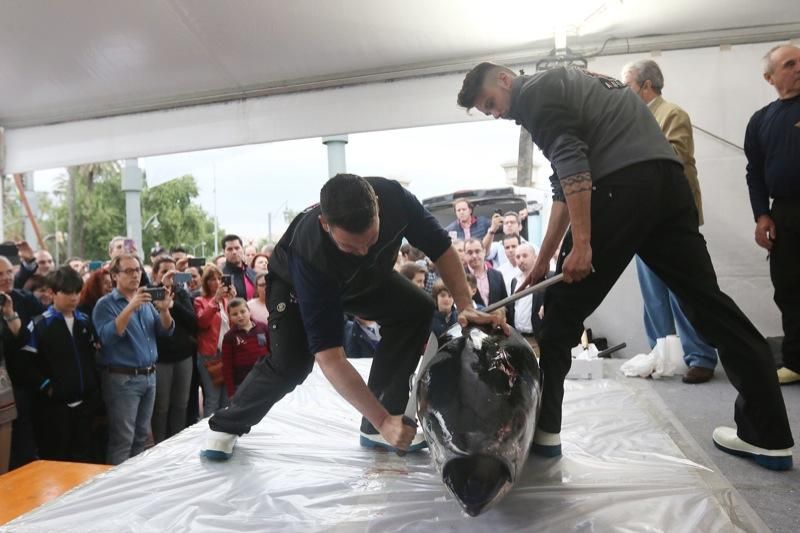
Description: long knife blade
xmin=397 ymin=332 xmax=438 ymax=456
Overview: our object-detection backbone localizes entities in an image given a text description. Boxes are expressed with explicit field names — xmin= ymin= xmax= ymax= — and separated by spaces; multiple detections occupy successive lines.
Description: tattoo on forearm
xmin=560 ymin=172 xmax=593 ymax=196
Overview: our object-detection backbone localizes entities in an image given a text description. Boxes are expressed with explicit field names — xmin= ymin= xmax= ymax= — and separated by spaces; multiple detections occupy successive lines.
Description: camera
xmin=144 ymin=287 xmax=167 ymax=301
xmin=0 ymin=293 xmax=7 ymax=307
xmin=188 ymin=257 xmax=205 ymax=268
xmin=221 ymin=274 xmax=232 ymax=287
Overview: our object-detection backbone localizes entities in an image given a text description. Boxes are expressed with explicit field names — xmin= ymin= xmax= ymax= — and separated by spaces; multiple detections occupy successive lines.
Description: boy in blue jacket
xmin=23 ymin=267 xmax=99 ymax=462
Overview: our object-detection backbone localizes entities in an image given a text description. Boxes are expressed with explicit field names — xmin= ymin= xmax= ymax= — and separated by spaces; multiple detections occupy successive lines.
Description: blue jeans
xmin=197 ymin=354 xmax=229 ymax=417
xmin=101 ymin=371 xmax=156 ymax=465
xmin=636 ymin=256 xmax=717 ymax=369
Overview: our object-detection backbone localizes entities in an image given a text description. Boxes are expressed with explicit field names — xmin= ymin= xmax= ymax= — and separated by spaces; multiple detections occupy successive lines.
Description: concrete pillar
xmin=22 ymin=172 xmax=37 ymax=245
xmin=322 ymin=135 xmax=348 ymax=178
xmin=121 ymin=159 xmax=143 ymax=257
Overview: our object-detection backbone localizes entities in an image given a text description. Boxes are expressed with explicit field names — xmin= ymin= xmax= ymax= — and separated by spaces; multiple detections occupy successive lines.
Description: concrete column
xmin=322 ymin=135 xmax=348 ymax=178
xmin=121 ymin=159 xmax=143 ymax=257
xmin=22 ymin=172 xmax=37 ymax=245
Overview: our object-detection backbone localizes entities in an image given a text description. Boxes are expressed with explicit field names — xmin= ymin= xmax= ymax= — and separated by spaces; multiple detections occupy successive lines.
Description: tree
xmin=141 ymin=175 xmax=221 ymax=258
xmin=40 ymin=164 xmax=221 ymax=261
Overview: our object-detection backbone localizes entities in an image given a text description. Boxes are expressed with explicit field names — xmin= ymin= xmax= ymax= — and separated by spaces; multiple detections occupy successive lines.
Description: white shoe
xmin=712 ymin=426 xmax=792 ymax=471
xmin=531 ymin=428 xmax=561 ymax=457
xmin=359 ymin=431 xmax=428 ymax=452
xmin=201 ymin=430 xmax=238 ymax=460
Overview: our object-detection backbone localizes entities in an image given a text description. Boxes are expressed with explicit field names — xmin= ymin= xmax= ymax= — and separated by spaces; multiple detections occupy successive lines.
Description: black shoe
xmin=682 ymin=366 xmax=714 ymax=384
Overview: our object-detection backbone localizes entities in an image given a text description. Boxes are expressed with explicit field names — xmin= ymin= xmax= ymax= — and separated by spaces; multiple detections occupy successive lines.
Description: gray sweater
xmin=508 ymin=68 xmax=679 ymax=201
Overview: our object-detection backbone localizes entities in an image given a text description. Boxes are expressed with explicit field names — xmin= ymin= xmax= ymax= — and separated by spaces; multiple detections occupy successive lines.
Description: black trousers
xmin=38 ymin=395 xmax=97 ymax=463
xmin=770 ymin=198 xmax=800 ymax=373
xmin=538 ymin=160 xmax=793 ymax=450
xmin=210 ymin=271 xmax=434 ymax=435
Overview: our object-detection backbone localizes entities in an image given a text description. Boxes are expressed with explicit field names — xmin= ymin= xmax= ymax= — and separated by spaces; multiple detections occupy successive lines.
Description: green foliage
xmin=35 ymin=163 xmax=221 ymax=261
xmin=141 ymin=175 xmax=222 ymax=257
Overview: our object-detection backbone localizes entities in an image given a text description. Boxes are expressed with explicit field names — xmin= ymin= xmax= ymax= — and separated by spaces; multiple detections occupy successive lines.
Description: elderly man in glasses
xmin=92 ymin=253 xmax=175 ymax=465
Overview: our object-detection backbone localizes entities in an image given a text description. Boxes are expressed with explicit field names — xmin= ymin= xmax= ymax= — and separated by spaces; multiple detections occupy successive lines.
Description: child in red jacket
xmin=221 ymin=298 xmax=269 ymax=397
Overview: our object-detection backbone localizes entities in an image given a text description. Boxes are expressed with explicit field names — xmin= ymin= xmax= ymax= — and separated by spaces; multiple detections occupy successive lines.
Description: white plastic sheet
xmin=2 ymin=359 xmax=767 ymax=532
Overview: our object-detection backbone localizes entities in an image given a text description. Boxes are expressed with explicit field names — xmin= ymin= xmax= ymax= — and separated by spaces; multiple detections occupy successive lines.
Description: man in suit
xmin=221 ymin=235 xmax=258 ymax=301
xmin=464 ymin=239 xmax=507 ymax=307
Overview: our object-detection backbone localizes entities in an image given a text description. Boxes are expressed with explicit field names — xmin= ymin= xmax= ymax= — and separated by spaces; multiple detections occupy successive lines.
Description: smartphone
xmin=173 ymin=272 xmax=192 ymax=285
xmin=221 ymin=274 xmax=232 ymax=287
xmin=188 ymin=257 xmax=206 ymax=268
xmin=123 ymin=239 xmax=136 ymax=254
xmin=88 ymin=260 xmax=104 ymax=272
xmin=0 ymin=244 xmax=20 ymax=265
xmin=144 ymin=287 xmax=167 ymax=301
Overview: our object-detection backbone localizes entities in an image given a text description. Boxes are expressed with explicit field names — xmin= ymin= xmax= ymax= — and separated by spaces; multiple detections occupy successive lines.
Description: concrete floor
xmin=609 ymin=357 xmax=800 ymax=533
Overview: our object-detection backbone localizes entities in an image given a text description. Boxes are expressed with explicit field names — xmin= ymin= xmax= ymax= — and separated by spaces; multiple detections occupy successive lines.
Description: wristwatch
xmin=3 ymin=312 xmax=20 ymax=322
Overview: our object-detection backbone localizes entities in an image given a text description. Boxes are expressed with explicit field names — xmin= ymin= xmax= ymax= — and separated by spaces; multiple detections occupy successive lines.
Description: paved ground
xmin=610 ymin=356 xmax=800 ymax=533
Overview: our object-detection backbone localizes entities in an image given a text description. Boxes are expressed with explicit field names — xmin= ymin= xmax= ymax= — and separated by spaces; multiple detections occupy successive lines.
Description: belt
xmin=106 ymin=365 xmax=156 ymax=376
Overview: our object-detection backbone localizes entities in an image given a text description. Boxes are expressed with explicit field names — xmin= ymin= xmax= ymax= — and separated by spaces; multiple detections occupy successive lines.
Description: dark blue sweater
xmin=745 ymin=94 xmax=800 ymax=219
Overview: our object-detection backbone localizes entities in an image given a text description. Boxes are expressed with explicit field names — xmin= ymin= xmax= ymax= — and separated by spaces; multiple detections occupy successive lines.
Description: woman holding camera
xmin=194 ymin=266 xmax=235 ymax=417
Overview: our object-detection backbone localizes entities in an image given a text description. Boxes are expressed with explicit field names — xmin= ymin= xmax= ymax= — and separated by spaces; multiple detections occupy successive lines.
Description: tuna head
xmin=417 ymin=326 xmax=542 ymax=516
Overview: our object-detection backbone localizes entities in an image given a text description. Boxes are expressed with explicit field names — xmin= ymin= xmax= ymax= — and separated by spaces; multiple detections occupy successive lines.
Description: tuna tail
xmin=442 ymin=455 xmax=512 ymax=517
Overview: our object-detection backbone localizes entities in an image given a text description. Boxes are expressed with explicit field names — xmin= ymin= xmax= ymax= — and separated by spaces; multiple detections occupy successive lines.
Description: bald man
xmin=745 ymin=44 xmax=800 ymax=386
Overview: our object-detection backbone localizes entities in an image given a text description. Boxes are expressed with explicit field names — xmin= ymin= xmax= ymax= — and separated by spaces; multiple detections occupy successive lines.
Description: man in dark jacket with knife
xmin=201 ymin=174 xmax=507 ymax=459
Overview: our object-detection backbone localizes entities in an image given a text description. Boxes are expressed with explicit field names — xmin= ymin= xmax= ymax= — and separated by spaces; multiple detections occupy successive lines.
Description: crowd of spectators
xmin=0 ymin=233 xmax=272 ymax=471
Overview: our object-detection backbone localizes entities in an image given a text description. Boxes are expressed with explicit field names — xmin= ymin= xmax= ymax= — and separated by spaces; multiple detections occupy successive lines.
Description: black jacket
xmin=3 ymin=289 xmax=47 ymax=385
xmin=155 ymin=286 xmax=197 ymax=363
xmin=471 ymin=268 xmax=508 ymax=308
xmin=223 ymin=261 xmax=257 ymax=301
xmin=22 ymin=307 xmax=99 ymax=403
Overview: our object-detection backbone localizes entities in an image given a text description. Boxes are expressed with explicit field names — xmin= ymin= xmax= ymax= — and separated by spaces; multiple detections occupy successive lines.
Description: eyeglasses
xmin=119 ymin=268 xmax=142 ymax=276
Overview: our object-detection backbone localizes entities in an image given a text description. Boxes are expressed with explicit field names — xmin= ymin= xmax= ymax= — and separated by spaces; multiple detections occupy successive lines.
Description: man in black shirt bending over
xmin=201 ymin=174 xmax=507 ymax=458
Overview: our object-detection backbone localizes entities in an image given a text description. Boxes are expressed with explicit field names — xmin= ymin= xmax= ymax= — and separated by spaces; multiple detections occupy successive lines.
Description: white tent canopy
xmin=1 ymin=0 xmax=798 ymax=173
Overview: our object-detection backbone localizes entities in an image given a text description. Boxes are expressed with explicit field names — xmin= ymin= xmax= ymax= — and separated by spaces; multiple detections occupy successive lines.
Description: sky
xmin=32 ymin=119 xmax=542 ymax=244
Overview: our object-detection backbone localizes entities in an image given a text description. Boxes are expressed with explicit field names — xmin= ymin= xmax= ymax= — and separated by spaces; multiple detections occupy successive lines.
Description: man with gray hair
xmin=744 ymin=44 xmax=800 ymax=385
xmin=621 ymin=59 xmax=718 ymax=385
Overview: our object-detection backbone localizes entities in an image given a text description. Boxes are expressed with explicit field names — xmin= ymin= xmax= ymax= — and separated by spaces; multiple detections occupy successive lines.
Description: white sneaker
xmin=359 ymin=431 xmax=428 ymax=453
xmin=712 ymin=426 xmax=792 ymax=471
xmin=201 ymin=430 xmax=238 ymax=460
xmin=530 ymin=428 xmax=561 ymax=457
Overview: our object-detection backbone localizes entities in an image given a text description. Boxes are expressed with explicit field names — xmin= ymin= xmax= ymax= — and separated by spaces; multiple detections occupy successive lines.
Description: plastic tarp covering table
xmin=2 ymin=359 xmax=768 ymax=532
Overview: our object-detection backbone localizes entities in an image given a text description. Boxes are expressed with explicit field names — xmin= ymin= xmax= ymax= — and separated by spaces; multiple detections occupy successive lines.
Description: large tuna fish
xmin=416 ymin=326 xmax=542 ymax=516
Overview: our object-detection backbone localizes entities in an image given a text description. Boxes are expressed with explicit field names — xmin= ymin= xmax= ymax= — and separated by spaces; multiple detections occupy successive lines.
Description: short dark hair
xmin=464 ymin=272 xmax=478 ymax=290
xmin=169 ymin=246 xmax=188 ymax=255
xmin=228 ymin=297 xmax=247 ymax=311
xmin=502 ymin=234 xmax=521 ymax=245
xmin=457 ymin=62 xmax=514 ymax=109
xmin=108 ymin=253 xmax=142 ymax=274
xmin=152 ymin=255 xmax=176 ymax=275
xmin=221 ymin=234 xmax=242 ymax=249
xmin=320 ymin=174 xmax=378 ymax=233
xmin=24 ymin=274 xmax=51 ymax=293
xmin=48 ymin=266 xmax=84 ymax=294
xmin=399 ymin=262 xmax=426 ymax=281
xmin=431 ymin=279 xmax=451 ymax=301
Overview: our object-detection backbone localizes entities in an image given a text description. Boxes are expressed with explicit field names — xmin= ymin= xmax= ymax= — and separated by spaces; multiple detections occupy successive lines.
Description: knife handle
xmin=395 ymin=415 xmax=418 ymax=457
